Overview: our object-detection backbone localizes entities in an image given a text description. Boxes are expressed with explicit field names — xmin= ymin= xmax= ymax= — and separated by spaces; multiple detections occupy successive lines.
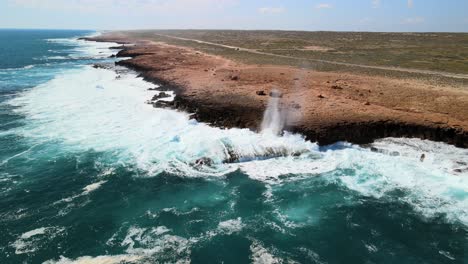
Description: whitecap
xmin=20 ymin=227 xmax=48 ymax=239
xmin=438 ymin=250 xmax=456 ymax=260
xmin=103 ymin=225 xmax=191 ymax=263
xmin=250 ymin=241 xmax=283 ymax=264
xmin=82 ymin=180 xmax=107 ymax=194
xmin=11 ymin=226 xmax=65 ymax=254
xmin=44 ymin=255 xmax=141 ymax=264
xmin=0 ymin=64 xmax=35 ymax=72
xmin=46 ymin=56 xmax=68 ymax=60
xmin=54 ymin=180 xmax=107 ymax=205
xmin=217 ymin=217 xmax=245 ymax=234
xmin=364 ymin=243 xmax=378 ymax=253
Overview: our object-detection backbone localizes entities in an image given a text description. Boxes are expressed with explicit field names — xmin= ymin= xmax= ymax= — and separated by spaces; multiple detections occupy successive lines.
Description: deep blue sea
xmin=0 ymin=29 xmax=467 ymax=264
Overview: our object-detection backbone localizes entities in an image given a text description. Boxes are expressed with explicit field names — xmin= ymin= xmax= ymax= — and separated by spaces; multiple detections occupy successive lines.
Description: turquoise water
xmin=0 ymin=30 xmax=467 ymax=264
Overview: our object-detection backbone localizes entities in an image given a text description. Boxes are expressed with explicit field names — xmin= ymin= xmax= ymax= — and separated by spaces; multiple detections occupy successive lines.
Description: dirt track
xmin=154 ymin=33 xmax=468 ymax=80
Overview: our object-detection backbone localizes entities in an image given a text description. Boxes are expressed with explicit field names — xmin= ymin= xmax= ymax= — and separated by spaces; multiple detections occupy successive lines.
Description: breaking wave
xmin=7 ymin=65 xmax=315 ymax=177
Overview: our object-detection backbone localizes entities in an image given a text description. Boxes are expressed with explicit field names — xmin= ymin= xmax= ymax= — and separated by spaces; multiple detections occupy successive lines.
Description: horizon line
xmin=0 ymin=27 xmax=467 ymax=34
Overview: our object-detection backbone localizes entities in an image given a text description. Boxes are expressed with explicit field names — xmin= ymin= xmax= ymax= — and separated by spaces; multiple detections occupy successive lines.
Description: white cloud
xmin=402 ymin=17 xmax=425 ymax=24
xmin=258 ymin=7 xmax=285 ymax=14
xmin=407 ymin=0 xmax=414 ymax=8
xmin=371 ymin=0 xmax=380 ymax=8
xmin=315 ymin=3 xmax=333 ymax=9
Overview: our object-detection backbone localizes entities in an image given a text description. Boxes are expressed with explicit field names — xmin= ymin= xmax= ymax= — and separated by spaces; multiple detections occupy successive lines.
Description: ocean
xmin=0 ymin=29 xmax=467 ymax=264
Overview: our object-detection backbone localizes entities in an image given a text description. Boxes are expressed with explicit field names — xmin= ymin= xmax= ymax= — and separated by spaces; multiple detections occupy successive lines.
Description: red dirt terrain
xmin=86 ymin=34 xmax=468 ymax=147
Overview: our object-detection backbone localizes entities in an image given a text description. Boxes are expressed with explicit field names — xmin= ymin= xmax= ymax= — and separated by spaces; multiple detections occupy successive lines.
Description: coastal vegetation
xmin=119 ymin=30 xmax=468 ymax=85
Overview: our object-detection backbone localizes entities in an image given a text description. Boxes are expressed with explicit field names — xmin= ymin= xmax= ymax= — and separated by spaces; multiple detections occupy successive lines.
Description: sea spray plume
xmin=261 ymin=66 xmax=308 ymax=135
xmin=261 ymin=89 xmax=286 ymax=135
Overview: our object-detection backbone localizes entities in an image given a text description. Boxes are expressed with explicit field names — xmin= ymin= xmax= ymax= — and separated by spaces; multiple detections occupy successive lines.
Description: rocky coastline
xmin=84 ymin=35 xmax=468 ymax=148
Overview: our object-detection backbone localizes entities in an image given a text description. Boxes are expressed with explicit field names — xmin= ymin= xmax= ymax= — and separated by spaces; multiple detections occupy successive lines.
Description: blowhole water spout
xmin=261 ymin=89 xmax=285 ymax=135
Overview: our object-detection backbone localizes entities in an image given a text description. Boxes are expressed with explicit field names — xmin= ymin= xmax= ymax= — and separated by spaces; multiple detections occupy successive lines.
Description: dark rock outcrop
xmin=292 ymin=121 xmax=468 ymax=147
xmin=151 ymin=92 xmax=171 ymax=101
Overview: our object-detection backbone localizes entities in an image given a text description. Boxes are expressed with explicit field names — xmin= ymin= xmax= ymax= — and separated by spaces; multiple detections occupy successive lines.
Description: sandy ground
xmin=152 ymin=33 xmax=468 ymax=80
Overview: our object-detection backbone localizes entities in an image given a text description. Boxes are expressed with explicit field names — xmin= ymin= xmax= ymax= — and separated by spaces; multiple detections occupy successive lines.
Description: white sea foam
xmin=5 ymin=37 xmax=468 ymax=228
xmin=439 ymin=250 xmax=456 ymax=260
xmin=101 ymin=220 xmax=248 ymax=263
xmin=331 ymin=138 xmax=468 ymax=225
xmin=54 ymin=180 xmax=107 ymax=205
xmin=250 ymin=241 xmax=283 ymax=264
xmin=298 ymin=247 xmax=325 ymax=264
xmin=46 ymin=36 xmax=119 ymax=59
xmin=20 ymin=227 xmax=48 ymax=239
xmin=217 ymin=217 xmax=245 ymax=234
xmin=82 ymin=180 xmax=107 ymax=194
xmin=0 ymin=206 xmax=28 ymax=222
xmin=103 ymin=225 xmax=191 ymax=263
xmin=0 ymin=64 xmax=35 ymax=71
xmin=47 ymin=56 xmax=68 ymax=60
xmin=44 ymin=254 xmax=142 ymax=264
xmin=82 ymin=220 xmax=278 ymax=264
xmin=8 ymin=65 xmax=315 ymax=177
xmin=239 ymin=153 xmax=337 ymax=184
xmin=11 ymin=226 xmax=65 ymax=254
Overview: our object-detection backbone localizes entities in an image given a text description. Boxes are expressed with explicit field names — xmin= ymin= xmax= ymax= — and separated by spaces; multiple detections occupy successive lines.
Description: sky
xmin=1 ymin=0 xmax=467 ymax=32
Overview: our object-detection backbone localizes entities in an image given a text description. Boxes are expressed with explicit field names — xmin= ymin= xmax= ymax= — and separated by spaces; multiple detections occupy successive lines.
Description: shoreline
xmin=84 ymin=35 xmax=468 ymax=148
